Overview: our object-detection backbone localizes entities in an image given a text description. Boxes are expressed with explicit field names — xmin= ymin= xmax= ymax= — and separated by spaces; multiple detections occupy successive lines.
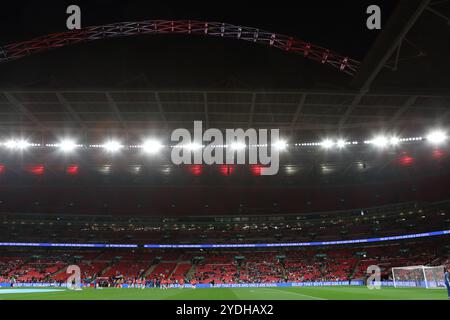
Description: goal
xmin=391 ymin=265 xmax=445 ymax=289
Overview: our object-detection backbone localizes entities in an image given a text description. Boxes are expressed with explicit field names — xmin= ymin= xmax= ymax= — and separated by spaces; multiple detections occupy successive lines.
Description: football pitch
xmin=0 ymin=286 xmax=448 ymax=300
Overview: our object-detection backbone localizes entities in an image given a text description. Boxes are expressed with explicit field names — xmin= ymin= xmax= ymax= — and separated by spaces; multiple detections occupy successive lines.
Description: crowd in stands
xmin=1 ymin=201 xmax=449 ymax=246
xmin=0 ymin=238 xmax=448 ymax=286
xmin=0 ymin=201 xmax=449 ymax=286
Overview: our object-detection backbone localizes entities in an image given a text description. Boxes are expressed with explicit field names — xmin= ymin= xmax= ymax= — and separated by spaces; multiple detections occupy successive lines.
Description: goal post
xmin=391 ymin=265 xmax=445 ymax=289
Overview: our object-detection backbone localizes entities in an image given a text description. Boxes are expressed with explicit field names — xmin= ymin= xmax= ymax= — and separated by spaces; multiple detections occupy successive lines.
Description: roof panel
xmin=12 ymin=92 xmax=59 ymax=103
xmin=78 ymin=113 xmax=120 ymax=122
xmin=302 ymin=105 xmax=348 ymax=116
xmin=158 ymin=92 xmax=204 ymax=103
xmin=209 ymin=114 xmax=248 ymax=122
xmin=298 ymin=116 xmax=340 ymax=125
xmin=413 ymin=96 xmax=450 ymax=108
xmin=305 ymin=94 xmax=354 ymax=105
xmin=70 ymin=103 xmax=113 ymax=113
xmin=253 ymin=114 xmax=293 ymax=123
xmin=116 ymin=103 xmax=160 ymax=113
xmin=0 ymin=103 xmax=18 ymax=112
xmin=350 ymin=107 xmax=398 ymax=117
xmin=0 ymin=114 xmax=31 ymax=123
xmin=207 ymin=92 xmax=253 ymax=103
xmin=121 ymin=113 xmax=163 ymax=121
xmin=62 ymin=92 xmax=107 ymax=103
xmin=162 ymin=102 xmax=204 ymax=113
xmin=110 ymin=92 xmax=157 ymax=103
xmin=33 ymin=114 xmax=76 ymax=122
xmin=360 ymin=95 xmax=409 ymax=106
xmin=344 ymin=117 xmax=382 ymax=124
xmin=23 ymin=103 xmax=65 ymax=113
xmin=165 ymin=113 xmax=205 ymax=122
xmin=401 ymin=108 xmax=447 ymax=118
xmin=208 ymin=103 xmax=251 ymax=113
xmin=255 ymin=93 xmax=302 ymax=104
xmin=253 ymin=103 xmax=297 ymax=113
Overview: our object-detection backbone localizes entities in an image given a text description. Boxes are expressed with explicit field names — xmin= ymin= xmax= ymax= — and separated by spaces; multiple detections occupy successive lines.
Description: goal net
xmin=392 ymin=265 xmax=445 ymax=289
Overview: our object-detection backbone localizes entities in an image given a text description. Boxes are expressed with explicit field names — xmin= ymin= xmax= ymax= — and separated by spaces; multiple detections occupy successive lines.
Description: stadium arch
xmin=0 ymin=20 xmax=360 ymax=76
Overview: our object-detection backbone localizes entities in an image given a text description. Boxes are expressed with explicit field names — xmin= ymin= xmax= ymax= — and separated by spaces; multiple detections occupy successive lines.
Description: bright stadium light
xmin=371 ymin=136 xmax=389 ymax=148
xmin=426 ymin=130 xmax=447 ymax=145
xmin=103 ymin=140 xmax=123 ymax=152
xmin=185 ymin=142 xmax=202 ymax=151
xmin=273 ymin=140 xmax=288 ymax=151
xmin=4 ymin=139 xmax=30 ymax=150
xmin=142 ymin=139 xmax=163 ymax=154
xmin=336 ymin=139 xmax=347 ymax=149
xmin=230 ymin=142 xmax=246 ymax=150
xmin=58 ymin=139 xmax=77 ymax=152
xmin=390 ymin=137 xmax=401 ymax=146
xmin=321 ymin=139 xmax=334 ymax=149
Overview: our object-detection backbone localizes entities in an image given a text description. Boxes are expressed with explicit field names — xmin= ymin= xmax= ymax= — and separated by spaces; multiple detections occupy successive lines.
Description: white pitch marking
xmin=251 ymin=288 xmax=327 ymax=300
xmin=0 ymin=288 xmax=65 ymax=294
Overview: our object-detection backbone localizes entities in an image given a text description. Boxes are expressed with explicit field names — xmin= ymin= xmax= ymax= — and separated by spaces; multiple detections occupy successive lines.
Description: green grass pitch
xmin=0 ymin=286 xmax=448 ymax=300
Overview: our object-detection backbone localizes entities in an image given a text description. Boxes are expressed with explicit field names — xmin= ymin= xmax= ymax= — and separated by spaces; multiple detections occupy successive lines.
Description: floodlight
xmin=59 ymin=139 xmax=77 ymax=152
xmin=230 ymin=142 xmax=246 ymax=150
xmin=185 ymin=143 xmax=202 ymax=151
xmin=321 ymin=139 xmax=334 ymax=149
xmin=336 ymin=139 xmax=347 ymax=149
xmin=103 ymin=140 xmax=122 ymax=152
xmin=390 ymin=137 xmax=400 ymax=146
xmin=371 ymin=136 xmax=389 ymax=148
xmin=273 ymin=140 xmax=288 ymax=151
xmin=4 ymin=139 xmax=30 ymax=150
xmin=426 ymin=130 xmax=447 ymax=145
xmin=142 ymin=139 xmax=163 ymax=154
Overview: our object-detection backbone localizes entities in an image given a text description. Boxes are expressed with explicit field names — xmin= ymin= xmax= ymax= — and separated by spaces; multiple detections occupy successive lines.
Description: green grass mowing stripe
xmin=286 ymin=286 xmax=448 ymax=300
xmin=244 ymin=287 xmax=326 ymax=300
xmin=0 ymin=286 xmax=447 ymax=300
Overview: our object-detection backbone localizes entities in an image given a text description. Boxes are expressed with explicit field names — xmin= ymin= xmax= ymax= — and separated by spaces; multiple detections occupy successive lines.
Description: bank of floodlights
xmin=0 ymin=129 xmax=448 ymax=154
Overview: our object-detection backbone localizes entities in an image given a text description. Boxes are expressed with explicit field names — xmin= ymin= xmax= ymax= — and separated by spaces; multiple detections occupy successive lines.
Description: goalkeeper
xmin=445 ymin=267 xmax=450 ymax=299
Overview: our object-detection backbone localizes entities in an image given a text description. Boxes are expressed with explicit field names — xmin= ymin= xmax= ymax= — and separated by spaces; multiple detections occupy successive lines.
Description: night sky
xmin=0 ymin=1 xmax=399 ymax=89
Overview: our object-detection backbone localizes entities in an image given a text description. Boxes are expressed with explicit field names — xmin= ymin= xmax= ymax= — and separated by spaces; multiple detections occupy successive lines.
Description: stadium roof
xmin=0 ymin=90 xmax=449 ymax=139
xmin=0 ymin=1 xmax=448 ymax=137
xmin=0 ymin=1 xmax=449 ymax=198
